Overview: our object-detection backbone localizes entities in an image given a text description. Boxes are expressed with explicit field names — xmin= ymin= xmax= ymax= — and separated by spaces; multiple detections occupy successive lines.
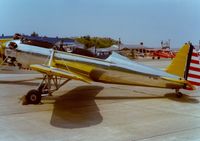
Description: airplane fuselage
xmin=4 ymin=40 xmax=187 ymax=89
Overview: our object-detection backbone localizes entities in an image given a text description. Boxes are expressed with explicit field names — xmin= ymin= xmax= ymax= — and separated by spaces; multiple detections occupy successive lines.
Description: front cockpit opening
xmin=8 ymin=42 xmax=18 ymax=49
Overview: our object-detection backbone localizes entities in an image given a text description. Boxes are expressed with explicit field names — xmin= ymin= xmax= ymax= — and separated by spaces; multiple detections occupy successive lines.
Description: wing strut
xmin=48 ymin=49 xmax=55 ymax=66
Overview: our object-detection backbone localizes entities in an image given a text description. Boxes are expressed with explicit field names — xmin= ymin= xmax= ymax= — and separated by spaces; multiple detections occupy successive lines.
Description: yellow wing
xmin=30 ymin=64 xmax=91 ymax=83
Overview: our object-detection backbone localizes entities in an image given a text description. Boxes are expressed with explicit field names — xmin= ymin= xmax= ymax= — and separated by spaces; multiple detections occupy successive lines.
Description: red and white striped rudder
xmin=186 ymin=44 xmax=200 ymax=88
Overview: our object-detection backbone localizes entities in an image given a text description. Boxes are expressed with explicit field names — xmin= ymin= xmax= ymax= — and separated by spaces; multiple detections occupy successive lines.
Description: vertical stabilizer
xmin=165 ymin=43 xmax=191 ymax=78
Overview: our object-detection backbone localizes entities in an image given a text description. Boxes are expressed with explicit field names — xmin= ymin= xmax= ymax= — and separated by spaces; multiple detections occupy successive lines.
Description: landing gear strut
xmin=175 ymin=89 xmax=183 ymax=98
xmin=24 ymin=74 xmax=70 ymax=104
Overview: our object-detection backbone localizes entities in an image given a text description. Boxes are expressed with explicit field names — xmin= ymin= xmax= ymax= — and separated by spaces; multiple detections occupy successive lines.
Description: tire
xmin=26 ymin=89 xmax=41 ymax=104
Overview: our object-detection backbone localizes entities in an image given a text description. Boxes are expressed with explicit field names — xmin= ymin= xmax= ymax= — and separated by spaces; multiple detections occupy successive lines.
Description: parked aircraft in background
xmin=151 ymin=49 xmax=176 ymax=59
xmin=151 ymin=39 xmax=176 ymax=59
xmin=0 ymin=39 xmax=200 ymax=104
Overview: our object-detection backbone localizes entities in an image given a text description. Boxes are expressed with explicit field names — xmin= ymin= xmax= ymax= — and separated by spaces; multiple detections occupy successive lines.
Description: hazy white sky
xmin=1 ymin=0 xmax=200 ymax=48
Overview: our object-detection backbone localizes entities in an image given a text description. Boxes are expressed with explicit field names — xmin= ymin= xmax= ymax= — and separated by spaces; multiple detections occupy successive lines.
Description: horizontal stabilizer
xmin=30 ymin=64 xmax=91 ymax=83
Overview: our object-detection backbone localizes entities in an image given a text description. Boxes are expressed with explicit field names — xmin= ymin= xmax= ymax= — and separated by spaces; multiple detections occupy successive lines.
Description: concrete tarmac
xmin=0 ymin=59 xmax=200 ymax=141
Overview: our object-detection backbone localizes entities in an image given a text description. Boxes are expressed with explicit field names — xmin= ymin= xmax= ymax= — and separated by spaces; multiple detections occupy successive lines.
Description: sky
xmin=1 ymin=0 xmax=200 ymax=48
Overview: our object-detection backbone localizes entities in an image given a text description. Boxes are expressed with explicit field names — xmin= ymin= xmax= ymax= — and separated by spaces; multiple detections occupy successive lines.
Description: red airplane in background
xmin=149 ymin=40 xmax=176 ymax=59
xmin=151 ymin=49 xmax=176 ymax=59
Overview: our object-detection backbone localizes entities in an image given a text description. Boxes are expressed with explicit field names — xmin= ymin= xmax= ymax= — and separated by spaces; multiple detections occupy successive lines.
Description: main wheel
xmin=26 ymin=89 xmax=41 ymax=104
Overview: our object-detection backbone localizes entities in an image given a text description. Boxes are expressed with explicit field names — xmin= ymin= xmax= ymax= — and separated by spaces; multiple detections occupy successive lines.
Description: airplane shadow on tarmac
xmin=94 ymin=93 xmax=199 ymax=104
xmin=50 ymin=85 xmax=199 ymax=129
xmin=50 ymin=85 xmax=104 ymax=129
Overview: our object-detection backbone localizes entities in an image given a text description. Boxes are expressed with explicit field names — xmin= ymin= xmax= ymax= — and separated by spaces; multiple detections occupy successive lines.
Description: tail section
xmin=166 ymin=43 xmax=200 ymax=89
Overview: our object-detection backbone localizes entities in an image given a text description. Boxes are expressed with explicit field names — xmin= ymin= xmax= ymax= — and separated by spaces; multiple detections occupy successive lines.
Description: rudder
xmin=185 ymin=45 xmax=200 ymax=87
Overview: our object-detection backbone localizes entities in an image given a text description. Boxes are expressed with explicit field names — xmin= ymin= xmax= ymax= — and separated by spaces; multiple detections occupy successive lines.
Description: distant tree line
xmin=29 ymin=33 xmax=119 ymax=48
xmin=75 ymin=36 xmax=119 ymax=48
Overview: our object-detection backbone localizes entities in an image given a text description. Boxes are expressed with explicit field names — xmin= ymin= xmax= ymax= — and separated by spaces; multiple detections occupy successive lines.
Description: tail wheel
xmin=176 ymin=92 xmax=183 ymax=98
xmin=175 ymin=89 xmax=183 ymax=98
xmin=25 ymin=89 xmax=41 ymax=104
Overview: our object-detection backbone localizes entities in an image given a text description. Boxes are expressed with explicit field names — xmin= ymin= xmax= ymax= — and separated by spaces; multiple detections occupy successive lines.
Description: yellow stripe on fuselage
xmin=54 ymin=59 xmax=95 ymax=76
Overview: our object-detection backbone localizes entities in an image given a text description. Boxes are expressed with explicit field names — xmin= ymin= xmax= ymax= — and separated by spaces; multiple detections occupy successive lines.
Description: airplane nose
xmin=0 ymin=42 xmax=6 ymax=61
xmin=0 ymin=38 xmax=13 ymax=63
xmin=0 ymin=40 xmax=10 ymax=62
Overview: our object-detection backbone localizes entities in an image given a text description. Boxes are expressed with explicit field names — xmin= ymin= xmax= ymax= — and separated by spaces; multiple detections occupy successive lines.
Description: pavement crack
xmin=135 ymin=126 xmax=200 ymax=141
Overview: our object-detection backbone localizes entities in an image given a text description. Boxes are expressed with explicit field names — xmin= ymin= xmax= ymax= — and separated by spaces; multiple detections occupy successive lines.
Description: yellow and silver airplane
xmin=1 ymin=39 xmax=200 ymax=104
